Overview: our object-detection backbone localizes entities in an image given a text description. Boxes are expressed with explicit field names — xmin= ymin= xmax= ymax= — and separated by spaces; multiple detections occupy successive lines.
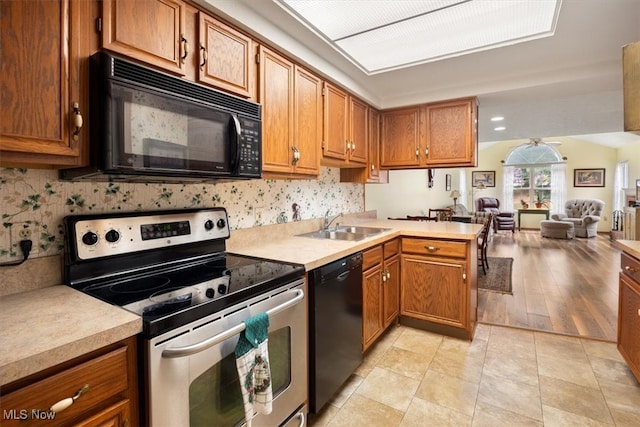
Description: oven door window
xmin=189 ymin=327 xmax=292 ymax=427
xmin=107 ymin=82 xmax=232 ymax=174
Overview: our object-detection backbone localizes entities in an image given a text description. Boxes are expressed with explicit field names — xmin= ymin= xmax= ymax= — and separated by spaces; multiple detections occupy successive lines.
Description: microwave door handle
xmin=231 ymin=114 xmax=242 ymax=170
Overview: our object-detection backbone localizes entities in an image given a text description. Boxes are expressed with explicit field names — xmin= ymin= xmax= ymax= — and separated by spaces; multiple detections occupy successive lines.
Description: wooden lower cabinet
xmin=0 ymin=337 xmax=138 ymax=427
xmin=618 ymin=252 xmax=640 ymax=382
xmin=362 ymin=239 xmax=400 ymax=352
xmin=400 ymin=238 xmax=476 ymax=340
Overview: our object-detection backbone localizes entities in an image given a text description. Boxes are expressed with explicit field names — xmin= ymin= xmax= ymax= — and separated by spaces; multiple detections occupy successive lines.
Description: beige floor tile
xmin=588 ymin=354 xmax=639 ymax=386
xmin=355 ymin=367 xmax=420 ymax=412
xmin=377 ymin=346 xmax=433 ymax=380
xmin=534 ymin=331 xmax=589 ymax=362
xmin=581 ymin=338 xmax=625 ymax=363
xmin=439 ymin=335 xmax=488 ymax=356
xmin=536 ymin=352 xmax=600 ymax=389
xmin=392 ymin=326 xmax=444 ymax=356
xmin=487 ymin=326 xmax=536 ymax=357
xmin=477 ymin=370 xmax=542 ymax=421
xmin=473 ymin=323 xmax=491 ymax=341
xmin=328 ymin=374 xmax=363 ymax=408
xmin=414 ymin=370 xmax=479 ymax=416
xmin=308 ymin=403 xmax=340 ymax=426
xmin=598 ymin=377 xmax=640 ymax=416
xmin=399 ymin=397 xmax=472 ymax=427
xmin=541 ymin=404 xmax=613 ymax=427
xmin=539 ymin=375 xmax=613 ymax=424
xmin=482 ymin=348 xmax=539 ymax=387
xmin=429 ymin=347 xmax=485 ymax=384
xmin=327 ymin=394 xmax=404 ymax=427
xmin=471 ymin=401 xmax=543 ymax=427
xmin=609 ymin=407 xmax=640 ymax=426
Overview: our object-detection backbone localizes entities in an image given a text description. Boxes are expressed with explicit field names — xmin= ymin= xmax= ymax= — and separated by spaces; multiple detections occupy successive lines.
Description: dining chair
xmin=477 ymin=213 xmax=493 ymax=274
xmin=428 ymin=208 xmax=453 ymax=222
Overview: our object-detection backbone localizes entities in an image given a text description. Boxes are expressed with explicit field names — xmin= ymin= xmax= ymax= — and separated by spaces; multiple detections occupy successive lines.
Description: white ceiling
xmin=202 ymin=0 xmax=640 ymax=148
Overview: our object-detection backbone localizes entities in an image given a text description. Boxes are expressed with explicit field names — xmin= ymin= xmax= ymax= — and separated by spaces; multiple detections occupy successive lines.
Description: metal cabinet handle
xmin=351 ymin=142 xmax=355 ymax=152
xmin=625 ymin=265 xmax=638 ymax=273
xmin=425 ymin=246 xmax=439 ymax=251
xmin=382 ymin=270 xmax=387 ymax=282
xmin=50 ymin=384 xmax=90 ymax=414
xmin=72 ymin=102 xmax=83 ymax=141
xmin=180 ymin=34 xmax=189 ymax=63
xmin=425 ymin=147 xmax=429 ymax=156
xmin=291 ymin=146 xmax=300 ymax=165
xmin=200 ymin=45 xmax=207 ymax=70
xmin=415 ymin=148 xmax=419 ymax=158
xmin=387 ymin=271 xmax=391 ymax=280
xmin=371 ymin=163 xmax=375 ymax=171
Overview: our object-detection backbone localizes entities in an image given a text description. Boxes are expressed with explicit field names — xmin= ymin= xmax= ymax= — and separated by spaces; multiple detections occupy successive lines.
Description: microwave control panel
xmin=237 ymin=117 xmax=262 ymax=177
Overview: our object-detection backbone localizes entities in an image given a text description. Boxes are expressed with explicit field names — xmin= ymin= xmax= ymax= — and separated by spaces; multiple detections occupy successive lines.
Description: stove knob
xmin=204 ymin=220 xmax=214 ymax=230
xmin=216 ymin=218 xmax=226 ymax=229
xmin=217 ymin=284 xmax=227 ymax=295
xmin=105 ymin=229 xmax=120 ymax=243
xmin=81 ymin=231 xmax=98 ymax=246
xmin=205 ymin=288 xmax=215 ymax=299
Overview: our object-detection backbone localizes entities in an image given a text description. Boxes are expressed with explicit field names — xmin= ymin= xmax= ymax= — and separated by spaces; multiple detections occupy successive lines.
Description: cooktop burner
xmin=63 ymin=208 xmax=306 ymax=337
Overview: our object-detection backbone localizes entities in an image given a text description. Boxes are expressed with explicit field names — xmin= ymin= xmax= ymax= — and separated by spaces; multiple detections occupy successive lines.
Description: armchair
xmin=475 ymin=197 xmax=515 ymax=233
xmin=551 ymin=199 xmax=604 ymax=238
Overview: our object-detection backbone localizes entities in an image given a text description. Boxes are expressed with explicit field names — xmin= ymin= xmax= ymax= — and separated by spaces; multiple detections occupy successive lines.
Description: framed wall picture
xmin=574 ymin=168 xmax=605 ymax=187
xmin=471 ymin=171 xmax=495 ymax=187
xmin=445 ymin=174 xmax=451 ymax=191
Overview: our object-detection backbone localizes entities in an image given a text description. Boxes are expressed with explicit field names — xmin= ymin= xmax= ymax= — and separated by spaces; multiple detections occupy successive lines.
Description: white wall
xmin=366 ymin=137 xmax=640 ymax=231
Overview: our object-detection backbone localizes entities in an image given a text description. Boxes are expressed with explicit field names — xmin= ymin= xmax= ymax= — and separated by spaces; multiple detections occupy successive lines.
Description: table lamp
xmin=449 ymin=190 xmax=462 ymax=209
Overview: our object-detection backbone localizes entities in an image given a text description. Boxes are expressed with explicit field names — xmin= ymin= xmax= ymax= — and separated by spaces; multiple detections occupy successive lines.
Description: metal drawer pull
xmin=50 ymin=384 xmax=90 ymax=414
xmin=72 ymin=102 xmax=83 ymax=141
xmin=425 ymin=246 xmax=439 ymax=251
xmin=638 ymin=309 xmax=640 ymax=317
xmin=162 ymin=289 xmax=304 ymax=358
xmin=180 ymin=34 xmax=189 ymax=63
xmin=292 ymin=410 xmax=305 ymax=427
xmin=625 ymin=265 xmax=638 ymax=272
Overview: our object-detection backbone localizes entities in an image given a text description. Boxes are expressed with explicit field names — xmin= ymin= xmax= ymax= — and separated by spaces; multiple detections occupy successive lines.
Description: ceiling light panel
xmin=274 ymin=0 xmax=561 ymax=74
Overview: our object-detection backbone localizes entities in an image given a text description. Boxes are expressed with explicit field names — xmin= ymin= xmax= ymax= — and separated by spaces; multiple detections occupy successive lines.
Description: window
xmin=504 ymin=143 xmax=564 ymax=210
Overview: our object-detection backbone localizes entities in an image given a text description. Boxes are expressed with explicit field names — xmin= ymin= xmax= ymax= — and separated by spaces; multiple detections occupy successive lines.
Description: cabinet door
xmin=102 ymin=0 xmax=186 ymax=75
xmin=380 ymin=106 xmax=422 ymax=168
xmin=425 ymin=98 xmax=477 ymax=167
xmin=322 ymin=82 xmax=349 ymax=161
xmin=348 ymin=97 xmax=368 ymax=165
xmin=618 ymin=274 xmax=640 ymax=381
xmin=258 ymin=46 xmax=294 ymax=175
xmin=383 ymin=254 xmax=400 ymax=327
xmin=1 ymin=0 xmax=86 ymax=166
xmin=75 ymin=399 xmax=130 ymax=427
xmin=401 ymin=255 xmax=467 ymax=328
xmin=623 ymin=41 xmax=640 ymax=132
xmin=293 ymin=66 xmax=322 ymax=176
xmin=198 ymin=13 xmax=254 ymax=98
xmin=368 ymin=108 xmax=383 ymax=182
xmin=363 ymin=265 xmax=384 ymax=352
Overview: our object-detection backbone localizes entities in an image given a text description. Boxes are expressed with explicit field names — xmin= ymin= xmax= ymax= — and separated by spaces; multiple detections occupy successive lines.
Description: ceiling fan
xmin=526 ymin=138 xmax=562 ymax=148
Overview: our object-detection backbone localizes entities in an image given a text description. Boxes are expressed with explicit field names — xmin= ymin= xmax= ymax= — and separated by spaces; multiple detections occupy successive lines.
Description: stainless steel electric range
xmin=63 ymin=208 xmax=308 ymax=427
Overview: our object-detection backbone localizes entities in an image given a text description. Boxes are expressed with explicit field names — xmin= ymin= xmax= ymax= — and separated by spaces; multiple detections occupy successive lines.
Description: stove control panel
xmin=69 ymin=209 xmax=230 ymax=260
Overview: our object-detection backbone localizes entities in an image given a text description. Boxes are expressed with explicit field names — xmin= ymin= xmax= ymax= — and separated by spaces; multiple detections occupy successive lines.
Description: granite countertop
xmin=616 ymin=239 xmax=640 ymax=259
xmin=0 ymin=218 xmax=481 ymax=387
xmin=0 ymin=286 xmax=142 ymax=386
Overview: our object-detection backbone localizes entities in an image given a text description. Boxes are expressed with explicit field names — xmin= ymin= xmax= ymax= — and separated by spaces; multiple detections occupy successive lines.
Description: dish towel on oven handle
xmin=235 ymin=311 xmax=272 ymax=427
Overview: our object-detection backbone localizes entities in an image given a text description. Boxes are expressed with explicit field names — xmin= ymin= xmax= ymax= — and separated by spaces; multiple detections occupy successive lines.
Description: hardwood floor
xmin=478 ymin=230 xmax=622 ymax=342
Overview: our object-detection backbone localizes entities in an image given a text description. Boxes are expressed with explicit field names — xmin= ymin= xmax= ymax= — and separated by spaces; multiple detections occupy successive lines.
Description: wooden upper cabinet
xmin=1 ymin=0 xmax=91 ymax=167
xmin=380 ymin=97 xmax=477 ymax=169
xmin=340 ymin=107 xmax=388 ymax=183
xmin=101 ymin=0 xmax=255 ymax=99
xmin=102 ymin=0 xmax=187 ymax=76
xmin=623 ymin=41 xmax=640 ymax=133
xmin=380 ymin=106 xmax=423 ymax=168
xmin=425 ymin=98 xmax=477 ymax=167
xmin=322 ymin=82 xmax=368 ymax=166
xmin=258 ymin=46 xmax=320 ymax=177
xmin=198 ymin=13 xmax=254 ymax=98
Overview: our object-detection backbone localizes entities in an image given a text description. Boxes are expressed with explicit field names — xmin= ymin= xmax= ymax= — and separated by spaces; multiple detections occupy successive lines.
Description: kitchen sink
xmin=297 ymin=225 xmax=389 ymax=241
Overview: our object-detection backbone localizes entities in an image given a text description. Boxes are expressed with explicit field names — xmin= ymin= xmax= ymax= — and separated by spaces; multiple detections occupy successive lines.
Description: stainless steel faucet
xmin=323 ymin=210 xmax=343 ymax=229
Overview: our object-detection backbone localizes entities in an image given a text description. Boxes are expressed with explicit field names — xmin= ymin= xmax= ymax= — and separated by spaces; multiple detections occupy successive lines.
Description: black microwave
xmin=60 ymin=52 xmax=261 ymax=182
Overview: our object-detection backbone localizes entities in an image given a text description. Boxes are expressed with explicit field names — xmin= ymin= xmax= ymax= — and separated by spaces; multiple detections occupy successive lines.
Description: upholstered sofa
xmin=551 ymin=199 xmax=604 ymax=238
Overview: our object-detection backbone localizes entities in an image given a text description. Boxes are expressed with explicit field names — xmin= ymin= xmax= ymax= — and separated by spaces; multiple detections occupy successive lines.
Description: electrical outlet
xmin=254 ymin=207 xmax=265 ymax=224
xmin=10 ymin=222 xmax=37 ymax=256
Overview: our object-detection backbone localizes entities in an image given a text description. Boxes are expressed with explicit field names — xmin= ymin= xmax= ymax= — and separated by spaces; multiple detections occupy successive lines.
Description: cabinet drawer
xmin=363 ymin=245 xmax=383 ymax=271
xmin=383 ymin=239 xmax=400 ymax=259
xmin=402 ymin=238 xmax=466 ymax=258
xmin=622 ymin=252 xmax=640 ymax=284
xmin=0 ymin=347 xmax=129 ymax=427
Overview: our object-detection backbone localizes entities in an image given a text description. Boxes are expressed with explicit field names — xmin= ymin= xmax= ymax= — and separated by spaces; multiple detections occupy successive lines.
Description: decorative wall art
xmin=471 ymin=171 xmax=495 ymax=187
xmin=445 ymin=174 xmax=451 ymax=191
xmin=573 ymin=168 xmax=605 ymax=187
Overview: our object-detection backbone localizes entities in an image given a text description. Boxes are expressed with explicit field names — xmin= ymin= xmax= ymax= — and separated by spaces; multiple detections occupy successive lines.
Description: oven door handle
xmin=161 ymin=288 xmax=304 ymax=359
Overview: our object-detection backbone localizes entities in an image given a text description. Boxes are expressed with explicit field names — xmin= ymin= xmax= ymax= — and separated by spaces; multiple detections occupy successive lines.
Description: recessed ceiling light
xmin=491 ymin=116 xmax=505 ymax=122
xmin=494 ymin=126 xmax=506 ymax=131
xmin=274 ymin=0 xmax=562 ymax=75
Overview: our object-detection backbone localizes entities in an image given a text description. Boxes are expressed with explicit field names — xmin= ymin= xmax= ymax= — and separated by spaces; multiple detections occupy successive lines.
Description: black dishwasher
xmin=308 ymin=252 xmax=363 ymax=414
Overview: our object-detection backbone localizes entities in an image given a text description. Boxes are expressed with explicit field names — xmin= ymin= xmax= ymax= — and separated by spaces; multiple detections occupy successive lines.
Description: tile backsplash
xmin=0 ymin=167 xmax=363 ymax=262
